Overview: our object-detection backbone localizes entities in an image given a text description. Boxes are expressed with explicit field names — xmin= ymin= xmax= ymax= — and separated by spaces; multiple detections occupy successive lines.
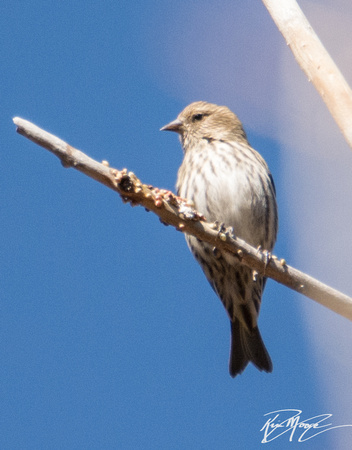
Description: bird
xmin=161 ymin=101 xmax=278 ymax=377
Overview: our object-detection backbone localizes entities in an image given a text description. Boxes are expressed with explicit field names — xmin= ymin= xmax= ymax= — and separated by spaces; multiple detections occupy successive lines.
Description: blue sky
xmin=2 ymin=1 xmax=352 ymax=448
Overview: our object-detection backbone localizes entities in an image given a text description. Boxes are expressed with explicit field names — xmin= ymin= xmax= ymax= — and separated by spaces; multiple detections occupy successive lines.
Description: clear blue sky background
xmin=2 ymin=1 xmax=352 ymax=449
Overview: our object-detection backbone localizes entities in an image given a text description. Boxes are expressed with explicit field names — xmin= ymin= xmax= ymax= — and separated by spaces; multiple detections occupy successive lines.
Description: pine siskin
xmin=161 ymin=101 xmax=278 ymax=377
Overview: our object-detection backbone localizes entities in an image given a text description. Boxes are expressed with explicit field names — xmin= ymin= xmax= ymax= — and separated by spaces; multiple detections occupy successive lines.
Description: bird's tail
xmin=229 ymin=320 xmax=273 ymax=377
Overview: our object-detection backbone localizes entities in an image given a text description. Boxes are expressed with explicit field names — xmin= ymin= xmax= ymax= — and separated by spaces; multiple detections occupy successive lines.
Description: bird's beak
xmin=160 ymin=118 xmax=183 ymax=133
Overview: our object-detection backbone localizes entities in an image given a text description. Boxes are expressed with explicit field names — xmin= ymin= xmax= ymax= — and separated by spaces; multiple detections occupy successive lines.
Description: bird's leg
xmin=217 ymin=222 xmax=226 ymax=234
xmin=226 ymin=226 xmax=236 ymax=239
xmin=263 ymin=250 xmax=272 ymax=267
xmin=211 ymin=221 xmax=228 ymax=258
xmin=255 ymin=246 xmax=272 ymax=277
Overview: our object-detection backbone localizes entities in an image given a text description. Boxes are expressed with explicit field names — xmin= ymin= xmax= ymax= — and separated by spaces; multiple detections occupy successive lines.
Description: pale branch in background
xmin=262 ymin=0 xmax=352 ymax=149
xmin=13 ymin=117 xmax=352 ymax=321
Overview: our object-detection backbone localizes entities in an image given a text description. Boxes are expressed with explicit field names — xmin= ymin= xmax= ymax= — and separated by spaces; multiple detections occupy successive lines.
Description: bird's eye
xmin=192 ymin=113 xmax=204 ymax=122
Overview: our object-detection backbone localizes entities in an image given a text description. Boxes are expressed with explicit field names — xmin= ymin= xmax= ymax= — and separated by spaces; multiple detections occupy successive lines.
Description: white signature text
xmin=260 ymin=409 xmax=352 ymax=443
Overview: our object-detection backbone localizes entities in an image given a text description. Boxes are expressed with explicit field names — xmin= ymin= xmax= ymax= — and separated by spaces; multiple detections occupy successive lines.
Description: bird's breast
xmin=177 ymin=139 xmax=276 ymax=249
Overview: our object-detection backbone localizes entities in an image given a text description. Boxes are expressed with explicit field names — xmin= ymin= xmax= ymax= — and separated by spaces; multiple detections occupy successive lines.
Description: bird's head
xmin=161 ymin=101 xmax=248 ymax=149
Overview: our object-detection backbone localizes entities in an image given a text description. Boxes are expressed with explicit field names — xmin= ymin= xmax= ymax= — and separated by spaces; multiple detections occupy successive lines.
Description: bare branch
xmin=13 ymin=117 xmax=352 ymax=321
xmin=262 ymin=0 xmax=352 ymax=149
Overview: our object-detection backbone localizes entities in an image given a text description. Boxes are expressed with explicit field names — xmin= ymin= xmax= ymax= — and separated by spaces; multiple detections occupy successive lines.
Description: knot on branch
xmin=118 ymin=174 xmax=134 ymax=193
xmin=60 ymin=145 xmax=77 ymax=168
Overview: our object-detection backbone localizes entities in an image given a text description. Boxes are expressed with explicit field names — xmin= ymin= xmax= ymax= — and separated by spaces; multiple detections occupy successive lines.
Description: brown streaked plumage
xmin=161 ymin=101 xmax=278 ymax=377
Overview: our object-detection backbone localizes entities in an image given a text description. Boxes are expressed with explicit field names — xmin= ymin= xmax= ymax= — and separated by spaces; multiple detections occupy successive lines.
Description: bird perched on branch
xmin=161 ymin=101 xmax=278 ymax=377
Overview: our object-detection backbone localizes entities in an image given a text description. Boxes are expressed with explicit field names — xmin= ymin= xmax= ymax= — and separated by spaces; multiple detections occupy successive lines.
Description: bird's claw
xmin=263 ymin=250 xmax=272 ymax=266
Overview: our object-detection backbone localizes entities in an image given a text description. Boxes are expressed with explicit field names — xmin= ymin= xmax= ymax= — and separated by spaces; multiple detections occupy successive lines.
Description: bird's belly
xmin=192 ymin=175 xmax=267 ymax=248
